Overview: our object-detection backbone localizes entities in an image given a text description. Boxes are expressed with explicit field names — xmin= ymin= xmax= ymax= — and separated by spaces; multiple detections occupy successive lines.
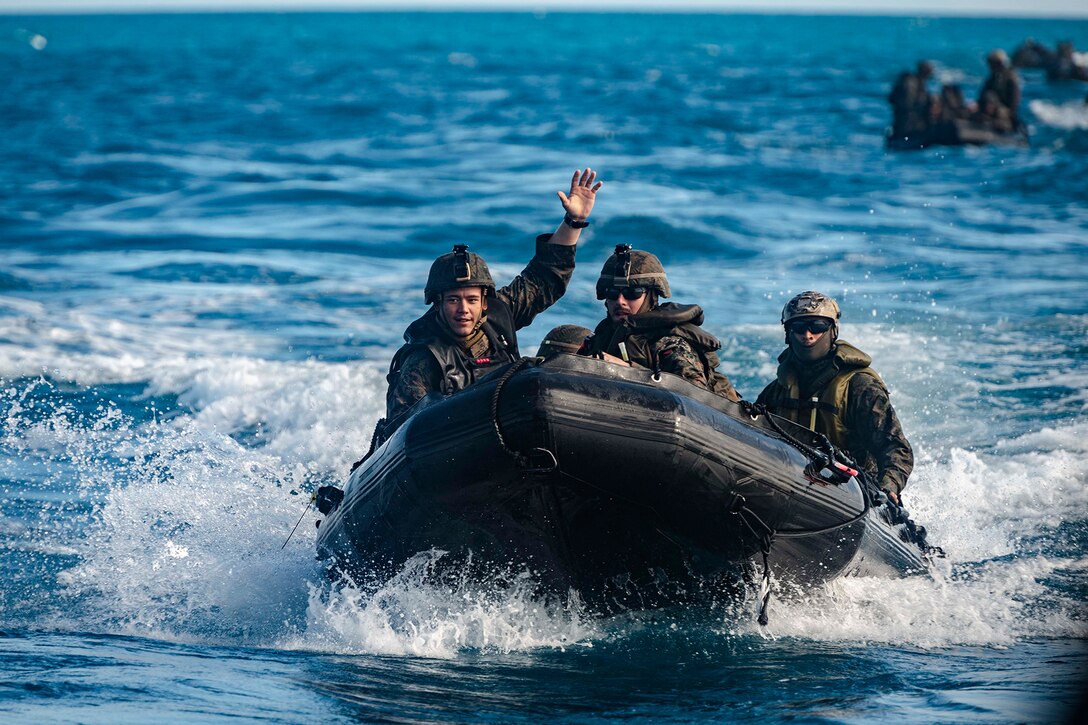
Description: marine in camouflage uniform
xmin=887 ymin=60 xmax=936 ymax=138
xmin=978 ymin=49 xmax=1022 ymax=126
xmin=580 ymin=245 xmax=740 ymax=402
xmin=384 ymin=168 xmax=603 ymax=428
xmin=755 ymin=291 xmax=913 ymax=502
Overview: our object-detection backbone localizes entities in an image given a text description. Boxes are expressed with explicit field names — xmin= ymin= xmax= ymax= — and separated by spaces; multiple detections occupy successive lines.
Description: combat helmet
xmin=535 ymin=324 xmax=591 ymax=358
xmin=424 ymin=244 xmax=496 ymax=304
xmin=781 ymin=291 xmax=841 ymax=325
xmin=595 ymin=244 xmax=670 ymax=300
xmin=987 ymin=48 xmax=1009 ymax=67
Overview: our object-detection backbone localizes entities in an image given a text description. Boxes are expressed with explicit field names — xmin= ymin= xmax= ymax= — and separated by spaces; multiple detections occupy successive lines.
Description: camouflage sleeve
xmin=494 ymin=234 xmax=576 ymax=330
xmin=385 ymin=348 xmax=441 ymax=422
xmin=845 ymin=374 xmax=914 ymax=496
xmin=654 ymin=336 xmax=710 ymax=389
xmin=654 ymin=336 xmax=742 ymax=401
xmin=707 ymin=370 xmax=742 ymax=402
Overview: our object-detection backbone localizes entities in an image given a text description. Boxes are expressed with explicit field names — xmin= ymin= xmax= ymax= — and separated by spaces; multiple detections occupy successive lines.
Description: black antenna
xmin=453 ymin=244 xmax=471 ymax=281
xmin=281 ymin=492 xmax=316 ymax=549
xmin=614 ymin=244 xmax=632 ymax=279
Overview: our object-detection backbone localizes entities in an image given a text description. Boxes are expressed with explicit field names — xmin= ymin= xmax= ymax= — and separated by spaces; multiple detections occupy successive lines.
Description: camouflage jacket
xmin=887 ymin=71 xmax=934 ymax=135
xmin=582 ymin=303 xmax=740 ymax=402
xmin=980 ymin=68 xmax=1021 ymax=119
xmin=755 ymin=342 xmax=914 ymax=496
xmin=385 ymin=234 xmax=576 ymax=423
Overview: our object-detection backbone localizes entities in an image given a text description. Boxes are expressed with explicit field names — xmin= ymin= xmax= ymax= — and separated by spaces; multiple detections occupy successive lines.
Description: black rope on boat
xmin=757 ymin=543 xmax=772 ymax=627
xmin=735 ymin=503 xmax=774 ymax=544
xmin=740 ymin=401 xmax=830 ymax=469
xmin=728 ymin=495 xmax=777 ymax=627
xmin=350 ymin=417 xmax=388 ymax=473
xmin=490 ymin=357 xmax=535 ymax=467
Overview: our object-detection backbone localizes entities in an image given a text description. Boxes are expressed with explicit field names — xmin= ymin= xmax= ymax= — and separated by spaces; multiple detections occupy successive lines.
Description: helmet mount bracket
xmin=614 ymin=244 xmax=632 ymax=280
xmin=453 ymin=244 xmax=471 ymax=282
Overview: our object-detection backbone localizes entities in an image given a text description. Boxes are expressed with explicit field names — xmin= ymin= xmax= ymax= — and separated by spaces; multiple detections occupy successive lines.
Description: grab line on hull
xmin=490 ymin=357 xmax=536 ymax=468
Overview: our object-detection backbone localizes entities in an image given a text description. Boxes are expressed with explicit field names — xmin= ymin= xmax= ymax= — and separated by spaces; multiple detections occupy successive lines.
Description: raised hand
xmin=557 ymin=168 xmax=603 ymax=221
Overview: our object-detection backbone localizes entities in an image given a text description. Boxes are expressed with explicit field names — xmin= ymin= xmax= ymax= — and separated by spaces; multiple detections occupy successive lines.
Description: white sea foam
xmin=910 ymin=435 xmax=1088 ymax=562
xmin=50 ymin=413 xmax=327 ymax=642
xmin=740 ymin=554 xmax=1087 ymax=648
xmin=0 ymin=297 xmax=388 ymax=473
xmin=0 ymin=352 xmax=379 ymax=641
xmin=1030 ymin=99 xmax=1088 ymax=130
xmin=152 ymin=356 xmax=387 ymax=474
xmin=290 ymin=551 xmax=598 ymax=659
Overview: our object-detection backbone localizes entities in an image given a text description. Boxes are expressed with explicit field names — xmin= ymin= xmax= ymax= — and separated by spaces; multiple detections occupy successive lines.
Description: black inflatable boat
xmin=886 ymin=119 xmax=1029 ymax=150
xmin=315 ymin=354 xmax=935 ymax=612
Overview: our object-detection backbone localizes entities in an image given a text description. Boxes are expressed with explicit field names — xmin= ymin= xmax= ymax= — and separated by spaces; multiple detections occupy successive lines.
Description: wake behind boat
xmin=315 ymin=354 xmax=937 ymax=615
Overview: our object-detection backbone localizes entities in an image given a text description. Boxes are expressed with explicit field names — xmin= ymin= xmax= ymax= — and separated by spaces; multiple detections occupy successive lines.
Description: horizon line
xmin=5 ymin=2 xmax=1088 ymax=21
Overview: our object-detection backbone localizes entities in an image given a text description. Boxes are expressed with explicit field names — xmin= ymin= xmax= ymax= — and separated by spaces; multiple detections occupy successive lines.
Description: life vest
xmin=768 ymin=341 xmax=886 ymax=457
xmin=386 ymin=299 xmax=520 ymax=403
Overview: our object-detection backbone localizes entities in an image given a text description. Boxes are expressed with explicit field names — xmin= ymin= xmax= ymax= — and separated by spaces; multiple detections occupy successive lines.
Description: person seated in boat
xmin=535 ymin=324 xmax=592 ymax=359
xmin=927 ymin=83 xmax=972 ymax=144
xmin=1046 ymin=41 xmax=1088 ymax=82
xmin=936 ymin=84 xmax=970 ymax=123
xmin=1011 ymin=38 xmax=1054 ymax=69
xmin=755 ymin=291 xmax=913 ymax=505
xmin=383 ymin=168 xmax=603 ymax=426
xmin=579 ymin=245 xmax=740 ymax=402
xmin=887 ymin=60 xmax=936 ymax=139
xmin=978 ymin=49 xmax=1022 ymax=128
xmin=972 ymin=90 xmax=1014 ymax=134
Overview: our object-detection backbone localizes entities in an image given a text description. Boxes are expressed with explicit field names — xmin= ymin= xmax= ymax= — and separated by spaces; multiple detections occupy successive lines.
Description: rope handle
xmin=490 ymin=357 xmax=535 ymax=466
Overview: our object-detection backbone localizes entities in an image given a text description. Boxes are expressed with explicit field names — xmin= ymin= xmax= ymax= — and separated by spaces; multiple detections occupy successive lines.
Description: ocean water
xmin=2 ymin=10 xmax=1087 ymax=723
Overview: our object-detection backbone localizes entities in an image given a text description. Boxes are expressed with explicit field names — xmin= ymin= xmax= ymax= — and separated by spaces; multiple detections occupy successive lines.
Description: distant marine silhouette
xmin=1046 ymin=41 xmax=1088 ymax=82
xmin=886 ymin=53 xmax=1029 ymax=150
xmin=1012 ymin=38 xmax=1088 ymax=81
xmin=1011 ymin=38 xmax=1054 ymax=69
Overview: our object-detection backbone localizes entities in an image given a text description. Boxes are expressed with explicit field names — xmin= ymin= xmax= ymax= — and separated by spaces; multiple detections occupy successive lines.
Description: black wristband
xmin=563 ymin=213 xmax=589 ymax=229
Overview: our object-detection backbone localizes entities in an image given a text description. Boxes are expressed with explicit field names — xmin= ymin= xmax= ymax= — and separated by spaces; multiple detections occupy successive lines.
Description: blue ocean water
xmin=2 ymin=10 xmax=1087 ymax=723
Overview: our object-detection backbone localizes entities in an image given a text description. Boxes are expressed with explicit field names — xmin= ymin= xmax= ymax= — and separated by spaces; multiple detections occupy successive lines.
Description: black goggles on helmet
xmin=603 ymin=286 xmax=648 ymax=301
xmin=787 ymin=318 xmax=833 ymax=335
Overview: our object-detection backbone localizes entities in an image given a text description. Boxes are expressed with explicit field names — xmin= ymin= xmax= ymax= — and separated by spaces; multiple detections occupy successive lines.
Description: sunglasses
xmin=603 ymin=287 xmax=647 ymax=301
xmin=788 ymin=319 xmax=833 ymax=335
